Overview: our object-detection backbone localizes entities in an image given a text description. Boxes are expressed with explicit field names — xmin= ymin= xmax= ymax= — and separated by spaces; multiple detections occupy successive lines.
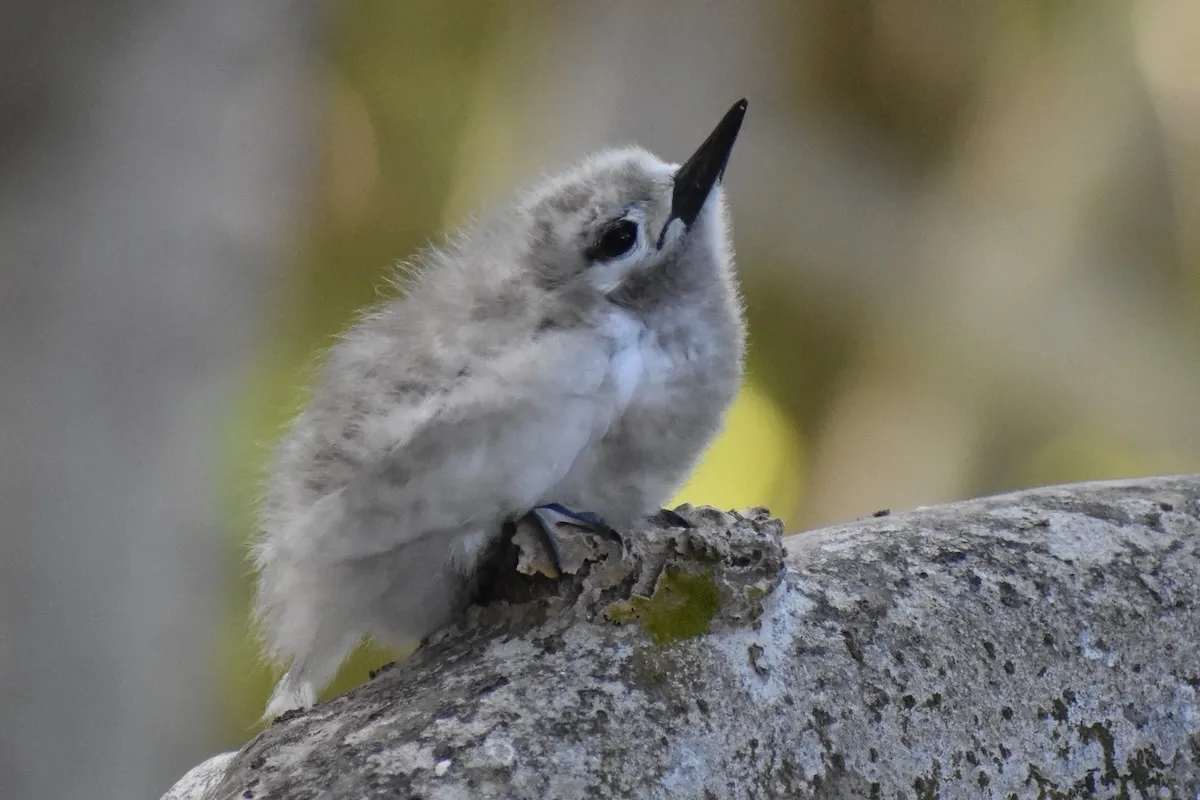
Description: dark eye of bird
xmin=589 ymin=219 xmax=639 ymax=262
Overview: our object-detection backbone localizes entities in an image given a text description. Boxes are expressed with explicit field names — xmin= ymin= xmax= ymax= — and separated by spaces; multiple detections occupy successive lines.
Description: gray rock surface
xmin=180 ymin=476 xmax=1200 ymax=798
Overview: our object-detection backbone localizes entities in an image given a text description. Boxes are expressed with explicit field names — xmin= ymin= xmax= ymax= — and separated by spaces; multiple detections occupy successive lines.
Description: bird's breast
xmin=600 ymin=310 xmax=690 ymax=419
xmin=608 ymin=340 xmax=645 ymax=414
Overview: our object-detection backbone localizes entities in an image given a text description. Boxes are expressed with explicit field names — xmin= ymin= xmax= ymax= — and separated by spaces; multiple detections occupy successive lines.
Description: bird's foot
xmin=521 ymin=511 xmax=565 ymax=577
xmin=524 ymin=503 xmax=626 ymax=570
xmin=535 ymin=503 xmax=623 ymax=546
xmin=516 ymin=505 xmax=626 ymax=579
xmin=650 ymin=507 xmax=695 ymax=529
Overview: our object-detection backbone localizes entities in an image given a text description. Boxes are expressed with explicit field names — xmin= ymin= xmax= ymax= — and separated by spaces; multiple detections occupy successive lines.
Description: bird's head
xmin=517 ymin=100 xmax=747 ymax=317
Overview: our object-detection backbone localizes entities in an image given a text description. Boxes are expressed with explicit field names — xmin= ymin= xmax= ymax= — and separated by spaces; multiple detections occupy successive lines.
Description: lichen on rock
xmin=603 ymin=506 xmax=786 ymax=645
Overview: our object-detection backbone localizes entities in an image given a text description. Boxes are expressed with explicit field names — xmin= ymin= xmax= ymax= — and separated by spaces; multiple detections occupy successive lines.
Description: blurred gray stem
xmin=0 ymin=2 xmax=322 ymax=798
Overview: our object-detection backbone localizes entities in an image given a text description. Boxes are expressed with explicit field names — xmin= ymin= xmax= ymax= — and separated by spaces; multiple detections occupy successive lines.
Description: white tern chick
xmin=254 ymin=100 xmax=749 ymax=716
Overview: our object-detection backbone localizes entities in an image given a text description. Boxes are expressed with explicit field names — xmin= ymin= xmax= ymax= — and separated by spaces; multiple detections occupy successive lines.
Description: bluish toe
xmin=536 ymin=503 xmax=625 ymax=548
xmin=523 ymin=510 xmax=565 ymax=577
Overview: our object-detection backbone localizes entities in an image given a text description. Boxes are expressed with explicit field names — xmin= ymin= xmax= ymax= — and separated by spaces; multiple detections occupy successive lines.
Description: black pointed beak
xmin=667 ymin=98 xmax=747 ymax=230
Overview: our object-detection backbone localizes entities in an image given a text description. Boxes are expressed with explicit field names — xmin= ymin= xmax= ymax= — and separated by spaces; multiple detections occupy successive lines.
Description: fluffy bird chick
xmin=254 ymin=100 xmax=749 ymax=717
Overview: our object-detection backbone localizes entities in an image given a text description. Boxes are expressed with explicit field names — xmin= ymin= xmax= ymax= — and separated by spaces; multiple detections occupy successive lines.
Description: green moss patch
xmin=606 ymin=567 xmax=721 ymax=646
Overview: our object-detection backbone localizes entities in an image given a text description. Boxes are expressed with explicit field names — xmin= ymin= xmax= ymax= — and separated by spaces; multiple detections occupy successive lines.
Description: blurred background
xmin=3 ymin=1 xmax=1200 ymax=797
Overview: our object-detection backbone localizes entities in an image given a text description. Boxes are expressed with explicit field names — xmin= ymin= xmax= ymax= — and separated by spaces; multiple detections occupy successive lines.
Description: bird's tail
xmin=264 ymin=669 xmax=316 ymax=719
xmin=252 ymin=491 xmax=361 ymax=719
xmin=259 ymin=623 xmax=361 ymax=720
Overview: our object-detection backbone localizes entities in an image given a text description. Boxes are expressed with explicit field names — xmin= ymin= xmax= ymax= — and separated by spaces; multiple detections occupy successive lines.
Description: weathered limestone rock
xmin=170 ymin=476 xmax=1200 ymax=799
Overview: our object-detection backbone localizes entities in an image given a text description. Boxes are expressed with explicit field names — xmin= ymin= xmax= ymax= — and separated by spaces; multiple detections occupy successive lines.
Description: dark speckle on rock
xmin=932 ymin=549 xmax=967 ymax=565
xmin=368 ymin=661 xmax=397 ymax=680
xmin=841 ymin=630 xmax=864 ymax=665
xmin=998 ymin=581 xmax=1020 ymax=607
xmin=748 ymin=643 xmax=769 ymax=676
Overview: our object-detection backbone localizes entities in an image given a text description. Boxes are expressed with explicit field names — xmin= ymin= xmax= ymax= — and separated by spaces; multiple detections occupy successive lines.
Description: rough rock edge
xmin=163 ymin=476 xmax=1200 ymax=799
xmin=160 ymin=752 xmax=236 ymax=800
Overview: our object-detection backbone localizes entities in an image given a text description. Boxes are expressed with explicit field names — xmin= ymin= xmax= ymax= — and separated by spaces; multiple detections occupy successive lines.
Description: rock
xmin=166 ymin=476 xmax=1200 ymax=799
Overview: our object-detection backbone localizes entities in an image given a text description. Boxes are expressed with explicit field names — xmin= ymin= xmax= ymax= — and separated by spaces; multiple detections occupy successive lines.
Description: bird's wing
xmin=315 ymin=328 xmax=620 ymax=561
